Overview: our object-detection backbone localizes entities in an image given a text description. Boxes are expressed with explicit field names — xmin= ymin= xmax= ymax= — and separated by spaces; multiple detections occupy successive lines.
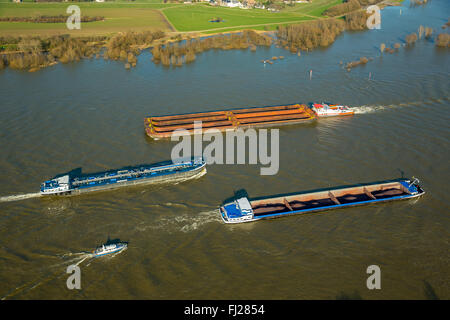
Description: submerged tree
xmin=436 ymin=33 xmax=450 ymax=47
xmin=277 ymin=19 xmax=346 ymax=52
xmin=322 ymin=0 xmax=361 ymax=17
xmin=149 ymin=30 xmax=272 ymax=68
xmin=405 ymin=33 xmax=418 ymax=45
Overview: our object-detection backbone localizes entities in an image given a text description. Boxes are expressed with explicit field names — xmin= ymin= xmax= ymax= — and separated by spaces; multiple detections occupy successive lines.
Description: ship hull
xmin=43 ymin=165 xmax=206 ymax=196
xmin=93 ymin=247 xmax=126 ymax=257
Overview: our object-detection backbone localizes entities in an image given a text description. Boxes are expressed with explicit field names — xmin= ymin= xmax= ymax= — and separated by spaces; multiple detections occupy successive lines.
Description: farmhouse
xmin=223 ymin=0 xmax=243 ymax=8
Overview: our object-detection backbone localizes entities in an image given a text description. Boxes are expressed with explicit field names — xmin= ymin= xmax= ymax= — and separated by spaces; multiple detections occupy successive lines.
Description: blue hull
xmin=41 ymin=158 xmax=206 ymax=195
xmin=220 ymin=178 xmax=425 ymax=224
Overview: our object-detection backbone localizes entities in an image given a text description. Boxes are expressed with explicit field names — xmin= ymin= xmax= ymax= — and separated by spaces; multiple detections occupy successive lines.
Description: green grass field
xmin=162 ymin=1 xmax=343 ymax=32
xmin=163 ymin=5 xmax=304 ymax=32
xmin=0 ymin=1 xmax=178 ymax=36
xmin=0 ymin=0 xmax=342 ymax=37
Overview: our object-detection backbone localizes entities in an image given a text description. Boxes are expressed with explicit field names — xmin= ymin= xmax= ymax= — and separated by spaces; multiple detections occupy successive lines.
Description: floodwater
xmin=0 ymin=0 xmax=448 ymax=299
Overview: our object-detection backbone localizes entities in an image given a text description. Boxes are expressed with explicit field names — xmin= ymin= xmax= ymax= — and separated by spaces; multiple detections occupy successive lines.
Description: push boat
xmin=220 ymin=178 xmax=424 ymax=224
xmin=40 ymin=157 xmax=206 ymax=196
xmin=145 ymin=104 xmax=316 ymax=139
xmin=311 ymin=103 xmax=354 ymax=117
xmin=93 ymin=242 xmax=127 ymax=257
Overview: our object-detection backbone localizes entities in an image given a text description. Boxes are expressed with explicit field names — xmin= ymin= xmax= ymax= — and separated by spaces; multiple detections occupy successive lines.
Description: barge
xmin=220 ymin=178 xmax=424 ymax=224
xmin=40 ymin=157 xmax=206 ymax=196
xmin=145 ymin=104 xmax=316 ymax=139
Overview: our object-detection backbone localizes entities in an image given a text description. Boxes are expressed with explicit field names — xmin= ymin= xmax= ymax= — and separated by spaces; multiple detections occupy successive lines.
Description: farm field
xmin=161 ymin=1 xmax=343 ymax=32
xmin=0 ymin=0 xmax=343 ymax=36
xmin=0 ymin=1 xmax=178 ymax=36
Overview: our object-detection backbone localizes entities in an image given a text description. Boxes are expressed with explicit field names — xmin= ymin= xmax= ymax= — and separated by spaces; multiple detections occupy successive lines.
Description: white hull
xmin=312 ymin=103 xmax=354 ymax=117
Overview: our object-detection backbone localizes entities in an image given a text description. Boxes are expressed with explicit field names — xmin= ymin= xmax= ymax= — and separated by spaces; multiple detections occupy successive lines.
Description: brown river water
xmin=0 ymin=1 xmax=448 ymax=299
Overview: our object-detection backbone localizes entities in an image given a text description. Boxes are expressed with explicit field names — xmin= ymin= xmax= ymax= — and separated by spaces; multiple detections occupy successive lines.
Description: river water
xmin=0 ymin=1 xmax=448 ymax=299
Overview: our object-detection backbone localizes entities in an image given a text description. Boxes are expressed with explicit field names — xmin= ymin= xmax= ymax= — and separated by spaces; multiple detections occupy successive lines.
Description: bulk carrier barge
xmin=220 ymin=178 xmax=425 ymax=224
xmin=145 ymin=104 xmax=316 ymax=139
xmin=40 ymin=158 xmax=206 ymax=196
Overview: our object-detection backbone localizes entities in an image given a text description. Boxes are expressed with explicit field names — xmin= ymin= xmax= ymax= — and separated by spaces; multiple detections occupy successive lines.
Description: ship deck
xmin=250 ymin=181 xmax=420 ymax=218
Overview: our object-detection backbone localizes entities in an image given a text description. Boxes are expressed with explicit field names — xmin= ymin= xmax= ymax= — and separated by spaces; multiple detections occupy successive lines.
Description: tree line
xmin=150 ymin=30 xmax=273 ymax=67
xmin=0 ymin=31 xmax=165 ymax=71
xmin=322 ymin=0 xmax=361 ymax=17
xmin=0 ymin=15 xmax=104 ymax=23
xmin=276 ymin=11 xmax=369 ymax=53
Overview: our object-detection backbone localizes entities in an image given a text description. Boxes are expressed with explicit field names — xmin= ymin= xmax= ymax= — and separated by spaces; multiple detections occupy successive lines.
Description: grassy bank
xmin=0 ymin=0 xmax=344 ymax=36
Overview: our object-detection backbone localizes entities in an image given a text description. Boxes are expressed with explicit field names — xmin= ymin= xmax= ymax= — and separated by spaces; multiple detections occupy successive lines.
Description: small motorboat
xmin=311 ymin=103 xmax=354 ymax=117
xmin=93 ymin=242 xmax=127 ymax=257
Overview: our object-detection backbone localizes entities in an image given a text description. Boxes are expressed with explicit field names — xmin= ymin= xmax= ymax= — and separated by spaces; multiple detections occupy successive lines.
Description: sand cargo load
xmin=220 ymin=178 xmax=425 ymax=224
xmin=144 ymin=104 xmax=316 ymax=139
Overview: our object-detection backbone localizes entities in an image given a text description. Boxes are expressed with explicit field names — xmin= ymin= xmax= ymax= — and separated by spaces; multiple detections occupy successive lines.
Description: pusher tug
xmin=311 ymin=103 xmax=354 ymax=117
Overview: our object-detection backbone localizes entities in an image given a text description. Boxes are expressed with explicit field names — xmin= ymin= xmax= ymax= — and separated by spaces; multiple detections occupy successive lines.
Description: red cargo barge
xmin=144 ymin=104 xmax=316 ymax=139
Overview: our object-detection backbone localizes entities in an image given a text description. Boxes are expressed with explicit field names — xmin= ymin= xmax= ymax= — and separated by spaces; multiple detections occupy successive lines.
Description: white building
xmin=224 ymin=0 xmax=243 ymax=8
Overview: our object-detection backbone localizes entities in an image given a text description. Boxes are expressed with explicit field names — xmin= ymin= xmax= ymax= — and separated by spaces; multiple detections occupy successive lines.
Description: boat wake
xmin=349 ymin=97 xmax=446 ymax=115
xmin=136 ymin=209 xmax=221 ymax=233
xmin=178 ymin=209 xmax=222 ymax=233
xmin=0 ymin=192 xmax=41 ymax=203
xmin=1 ymin=251 xmax=94 ymax=300
xmin=172 ymin=167 xmax=207 ymax=185
xmin=349 ymin=105 xmax=390 ymax=114
xmin=59 ymin=252 xmax=94 ymax=267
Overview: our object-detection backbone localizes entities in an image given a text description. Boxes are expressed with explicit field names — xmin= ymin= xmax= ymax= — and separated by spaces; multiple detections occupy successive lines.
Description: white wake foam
xmin=178 ymin=209 xmax=221 ymax=233
xmin=136 ymin=209 xmax=221 ymax=233
xmin=172 ymin=167 xmax=207 ymax=185
xmin=0 ymin=192 xmax=41 ymax=203
xmin=349 ymin=105 xmax=389 ymax=114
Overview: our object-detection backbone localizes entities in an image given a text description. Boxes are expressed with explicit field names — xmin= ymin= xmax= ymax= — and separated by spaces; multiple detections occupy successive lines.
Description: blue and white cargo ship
xmin=93 ymin=242 xmax=127 ymax=257
xmin=220 ymin=178 xmax=425 ymax=224
xmin=40 ymin=157 xmax=206 ymax=195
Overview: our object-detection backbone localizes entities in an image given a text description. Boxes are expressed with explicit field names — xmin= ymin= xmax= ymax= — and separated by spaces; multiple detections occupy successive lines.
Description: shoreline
xmin=0 ymin=0 xmax=413 ymax=72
